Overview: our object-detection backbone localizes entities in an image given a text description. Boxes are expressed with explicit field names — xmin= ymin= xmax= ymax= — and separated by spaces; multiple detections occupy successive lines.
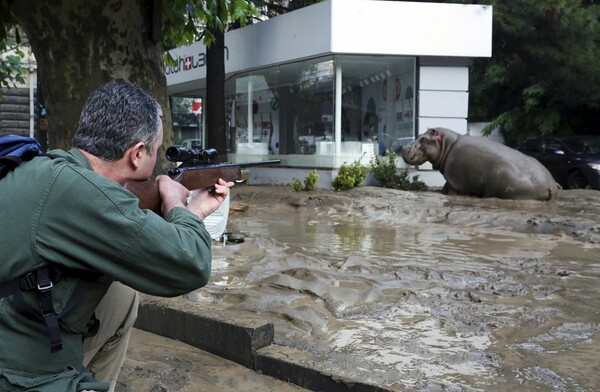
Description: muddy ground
xmin=124 ymin=185 xmax=600 ymax=391
xmin=117 ymin=328 xmax=307 ymax=391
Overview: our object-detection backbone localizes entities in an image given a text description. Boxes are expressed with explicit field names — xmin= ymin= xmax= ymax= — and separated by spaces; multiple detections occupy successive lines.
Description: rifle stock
xmin=125 ymin=160 xmax=280 ymax=212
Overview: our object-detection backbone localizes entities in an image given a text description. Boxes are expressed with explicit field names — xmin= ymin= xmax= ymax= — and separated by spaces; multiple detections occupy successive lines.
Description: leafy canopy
xmin=469 ymin=0 xmax=600 ymax=144
xmin=163 ymin=0 xmax=258 ymax=51
xmin=0 ymin=2 xmax=25 ymax=90
xmin=0 ymin=0 xmax=259 ymax=86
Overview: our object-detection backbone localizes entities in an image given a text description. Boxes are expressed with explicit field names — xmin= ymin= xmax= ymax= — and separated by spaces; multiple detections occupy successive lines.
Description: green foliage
xmin=163 ymin=0 xmax=259 ymax=51
xmin=369 ymin=151 xmax=398 ymax=189
xmin=292 ymin=169 xmax=319 ymax=191
xmin=291 ymin=179 xmax=303 ymax=192
xmin=0 ymin=51 xmax=25 ymax=89
xmin=332 ymin=159 xmax=368 ymax=192
xmin=304 ymin=169 xmax=319 ymax=191
xmin=0 ymin=24 xmax=26 ymax=90
xmin=253 ymin=0 xmax=321 ymax=18
xmin=469 ymin=0 xmax=600 ymax=145
xmin=394 ymin=170 xmax=428 ymax=192
xmin=369 ymin=150 xmax=427 ymax=191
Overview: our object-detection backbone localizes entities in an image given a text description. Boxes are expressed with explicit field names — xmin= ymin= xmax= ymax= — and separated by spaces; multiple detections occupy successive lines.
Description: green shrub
xmin=369 ymin=151 xmax=398 ymax=189
xmin=369 ymin=150 xmax=428 ymax=191
xmin=292 ymin=170 xmax=319 ymax=191
xmin=332 ymin=158 xmax=368 ymax=191
xmin=292 ymin=178 xmax=304 ymax=192
xmin=396 ymin=170 xmax=428 ymax=191
xmin=304 ymin=170 xmax=319 ymax=191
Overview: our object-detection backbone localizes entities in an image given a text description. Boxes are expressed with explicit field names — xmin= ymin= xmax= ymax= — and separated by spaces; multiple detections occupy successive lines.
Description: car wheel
xmin=567 ymin=170 xmax=588 ymax=189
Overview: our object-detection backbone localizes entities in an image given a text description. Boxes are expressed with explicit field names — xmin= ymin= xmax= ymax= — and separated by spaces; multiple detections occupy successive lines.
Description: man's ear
xmin=128 ymin=142 xmax=147 ymax=169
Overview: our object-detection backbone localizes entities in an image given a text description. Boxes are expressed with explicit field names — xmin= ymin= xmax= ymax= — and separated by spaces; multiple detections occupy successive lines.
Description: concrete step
xmin=133 ymin=296 xmax=394 ymax=392
xmin=117 ymin=328 xmax=306 ymax=391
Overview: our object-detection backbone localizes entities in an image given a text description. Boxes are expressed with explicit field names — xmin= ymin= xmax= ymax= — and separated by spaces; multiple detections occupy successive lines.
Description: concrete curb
xmin=134 ymin=296 xmax=393 ymax=392
xmin=135 ymin=296 xmax=274 ymax=369
xmin=257 ymin=345 xmax=393 ymax=392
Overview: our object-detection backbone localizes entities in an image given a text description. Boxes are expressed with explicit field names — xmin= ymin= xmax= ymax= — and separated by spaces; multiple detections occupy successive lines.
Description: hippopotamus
xmin=400 ymin=127 xmax=558 ymax=200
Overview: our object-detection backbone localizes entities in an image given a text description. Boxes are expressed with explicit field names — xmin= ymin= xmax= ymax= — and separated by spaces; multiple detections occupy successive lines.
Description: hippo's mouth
xmin=401 ymin=150 xmax=427 ymax=165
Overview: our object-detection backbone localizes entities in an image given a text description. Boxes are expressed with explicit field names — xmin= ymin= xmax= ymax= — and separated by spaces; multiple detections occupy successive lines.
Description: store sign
xmin=164 ymin=46 xmax=229 ymax=75
xmin=192 ymin=100 xmax=202 ymax=116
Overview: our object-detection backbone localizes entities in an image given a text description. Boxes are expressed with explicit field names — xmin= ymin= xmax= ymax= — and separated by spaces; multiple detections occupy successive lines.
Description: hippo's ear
xmin=428 ymin=128 xmax=442 ymax=141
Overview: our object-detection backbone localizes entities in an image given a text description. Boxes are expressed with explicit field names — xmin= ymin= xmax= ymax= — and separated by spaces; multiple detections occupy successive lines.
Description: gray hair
xmin=72 ymin=80 xmax=162 ymax=161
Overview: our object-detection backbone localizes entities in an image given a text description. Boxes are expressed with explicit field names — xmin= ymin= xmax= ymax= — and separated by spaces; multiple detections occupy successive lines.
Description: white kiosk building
xmin=165 ymin=0 xmax=493 ymax=187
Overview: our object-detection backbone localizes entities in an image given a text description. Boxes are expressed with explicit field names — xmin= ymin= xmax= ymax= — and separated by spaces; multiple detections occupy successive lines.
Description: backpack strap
xmin=34 ymin=267 xmax=62 ymax=352
xmin=0 ymin=265 xmax=99 ymax=353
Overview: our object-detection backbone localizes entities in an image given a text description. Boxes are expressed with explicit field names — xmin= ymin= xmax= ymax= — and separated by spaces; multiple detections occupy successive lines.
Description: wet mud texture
xmin=161 ymin=186 xmax=600 ymax=391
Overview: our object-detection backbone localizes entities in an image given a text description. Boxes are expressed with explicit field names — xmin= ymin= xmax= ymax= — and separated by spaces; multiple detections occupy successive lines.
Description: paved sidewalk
xmin=116 ymin=328 xmax=307 ymax=392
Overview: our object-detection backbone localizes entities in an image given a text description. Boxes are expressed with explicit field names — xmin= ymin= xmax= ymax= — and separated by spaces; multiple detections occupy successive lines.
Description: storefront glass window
xmin=227 ymin=56 xmax=335 ymax=167
xmin=225 ymin=54 xmax=415 ymax=168
xmin=170 ymin=96 xmax=204 ymax=148
xmin=337 ymin=55 xmax=415 ymax=166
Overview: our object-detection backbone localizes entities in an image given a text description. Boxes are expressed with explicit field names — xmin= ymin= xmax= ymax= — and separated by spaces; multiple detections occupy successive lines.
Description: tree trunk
xmin=9 ymin=0 xmax=174 ymax=173
xmin=205 ymin=27 xmax=227 ymax=163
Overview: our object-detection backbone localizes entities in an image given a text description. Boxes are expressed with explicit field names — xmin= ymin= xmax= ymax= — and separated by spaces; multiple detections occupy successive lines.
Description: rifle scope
xmin=166 ymin=146 xmax=217 ymax=163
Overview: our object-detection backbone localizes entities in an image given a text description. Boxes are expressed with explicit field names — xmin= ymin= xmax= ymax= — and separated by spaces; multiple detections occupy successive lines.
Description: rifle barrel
xmin=238 ymin=159 xmax=281 ymax=168
xmin=177 ymin=159 xmax=281 ymax=172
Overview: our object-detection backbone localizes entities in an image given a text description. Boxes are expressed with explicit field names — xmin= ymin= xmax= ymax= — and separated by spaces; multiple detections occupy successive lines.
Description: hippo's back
xmin=453 ymin=135 xmax=558 ymax=200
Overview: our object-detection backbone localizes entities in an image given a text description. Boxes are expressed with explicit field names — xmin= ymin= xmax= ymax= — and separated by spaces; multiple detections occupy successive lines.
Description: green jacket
xmin=0 ymin=148 xmax=213 ymax=391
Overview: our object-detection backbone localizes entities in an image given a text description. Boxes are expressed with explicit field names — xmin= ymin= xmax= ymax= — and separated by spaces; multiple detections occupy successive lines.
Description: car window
xmin=545 ymin=140 xmax=564 ymax=152
xmin=520 ymin=139 xmax=539 ymax=153
xmin=587 ymin=139 xmax=600 ymax=153
xmin=562 ymin=139 xmax=585 ymax=153
xmin=563 ymin=137 xmax=600 ymax=153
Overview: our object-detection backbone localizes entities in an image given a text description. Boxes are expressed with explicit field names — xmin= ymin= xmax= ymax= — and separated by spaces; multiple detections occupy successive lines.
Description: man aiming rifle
xmin=0 ymin=80 xmax=234 ymax=391
xmin=126 ymin=145 xmax=280 ymax=212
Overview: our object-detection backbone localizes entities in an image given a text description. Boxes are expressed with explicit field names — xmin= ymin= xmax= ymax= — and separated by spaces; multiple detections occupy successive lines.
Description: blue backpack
xmin=0 ymin=133 xmax=43 ymax=178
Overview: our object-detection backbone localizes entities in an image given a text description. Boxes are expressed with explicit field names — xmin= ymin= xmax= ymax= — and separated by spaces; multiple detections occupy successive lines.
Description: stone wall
xmin=0 ymin=87 xmax=34 ymax=137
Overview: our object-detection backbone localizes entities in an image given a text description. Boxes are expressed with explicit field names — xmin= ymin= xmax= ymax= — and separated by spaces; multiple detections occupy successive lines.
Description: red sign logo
xmin=184 ymin=56 xmax=193 ymax=70
xmin=192 ymin=101 xmax=202 ymax=116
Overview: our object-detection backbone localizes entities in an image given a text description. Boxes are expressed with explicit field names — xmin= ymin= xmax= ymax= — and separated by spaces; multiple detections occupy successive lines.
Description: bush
xmin=396 ymin=170 xmax=428 ymax=191
xmin=369 ymin=151 xmax=398 ymax=189
xmin=292 ymin=179 xmax=303 ymax=191
xmin=369 ymin=150 xmax=428 ymax=191
xmin=332 ymin=158 xmax=368 ymax=191
xmin=292 ymin=170 xmax=319 ymax=191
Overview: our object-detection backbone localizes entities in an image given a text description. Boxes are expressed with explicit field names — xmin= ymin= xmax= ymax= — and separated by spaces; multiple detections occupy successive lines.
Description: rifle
xmin=125 ymin=146 xmax=280 ymax=212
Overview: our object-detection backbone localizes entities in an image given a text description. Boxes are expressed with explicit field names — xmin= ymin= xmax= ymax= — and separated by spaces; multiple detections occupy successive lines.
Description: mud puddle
xmin=186 ymin=186 xmax=600 ymax=391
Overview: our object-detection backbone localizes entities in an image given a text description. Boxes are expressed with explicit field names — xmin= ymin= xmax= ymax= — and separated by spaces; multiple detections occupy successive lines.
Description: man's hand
xmin=156 ymin=175 xmax=191 ymax=217
xmin=186 ymin=178 xmax=235 ymax=220
xmin=156 ymin=175 xmax=234 ymax=220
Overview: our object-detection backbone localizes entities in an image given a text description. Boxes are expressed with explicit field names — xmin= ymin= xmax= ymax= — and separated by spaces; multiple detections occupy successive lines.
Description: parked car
xmin=518 ymin=135 xmax=600 ymax=190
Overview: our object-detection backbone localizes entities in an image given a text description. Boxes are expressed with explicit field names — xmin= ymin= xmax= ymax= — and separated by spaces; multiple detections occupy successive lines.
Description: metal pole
xmin=335 ymin=63 xmax=342 ymax=157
